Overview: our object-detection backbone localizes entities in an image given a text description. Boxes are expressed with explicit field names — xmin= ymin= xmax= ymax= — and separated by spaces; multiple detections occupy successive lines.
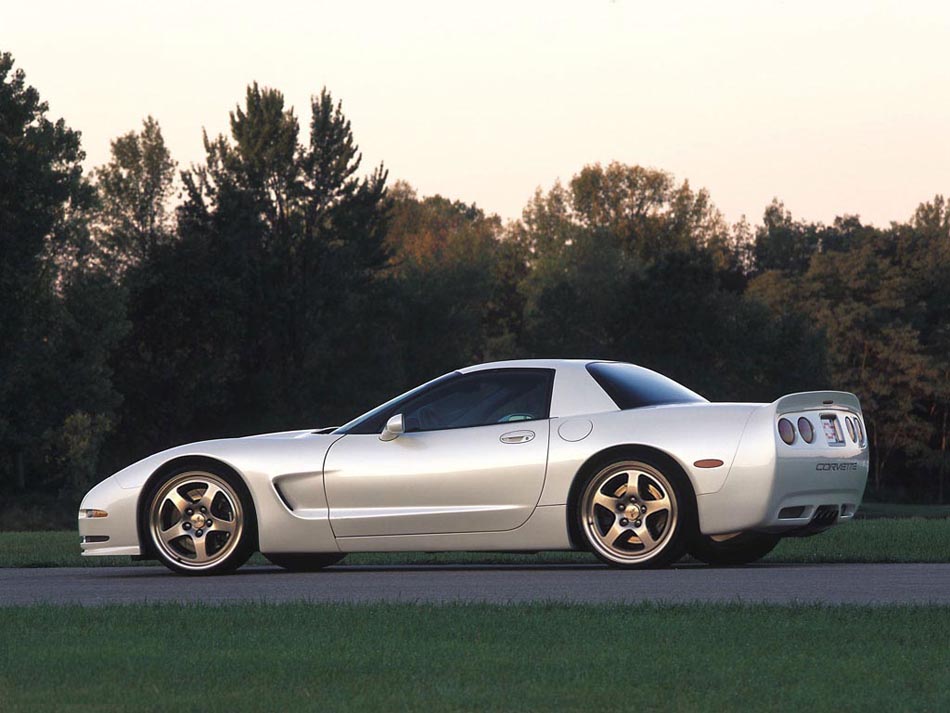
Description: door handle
xmin=500 ymin=430 xmax=535 ymax=444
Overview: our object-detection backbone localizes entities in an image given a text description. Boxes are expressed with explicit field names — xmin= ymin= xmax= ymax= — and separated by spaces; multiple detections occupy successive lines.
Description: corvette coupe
xmin=79 ymin=359 xmax=869 ymax=574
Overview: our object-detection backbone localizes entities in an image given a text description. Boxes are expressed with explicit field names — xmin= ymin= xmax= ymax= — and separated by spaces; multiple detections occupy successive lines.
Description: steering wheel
xmin=498 ymin=413 xmax=534 ymax=423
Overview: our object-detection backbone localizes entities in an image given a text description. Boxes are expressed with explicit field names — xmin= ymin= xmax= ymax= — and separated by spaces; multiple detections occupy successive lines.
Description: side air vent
xmin=273 ymin=482 xmax=295 ymax=511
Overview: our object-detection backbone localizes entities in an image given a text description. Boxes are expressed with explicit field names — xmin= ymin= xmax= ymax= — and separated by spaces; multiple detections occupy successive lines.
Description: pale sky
xmin=5 ymin=0 xmax=950 ymax=227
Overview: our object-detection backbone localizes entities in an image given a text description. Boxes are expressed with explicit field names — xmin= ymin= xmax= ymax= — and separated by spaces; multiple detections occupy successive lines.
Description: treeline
xmin=2 ymin=51 xmax=949 ymax=521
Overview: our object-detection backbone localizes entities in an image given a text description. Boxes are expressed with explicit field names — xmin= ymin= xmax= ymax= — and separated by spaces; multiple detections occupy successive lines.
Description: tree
xmin=749 ymin=214 xmax=935 ymax=494
xmin=8 ymin=55 xmax=950 ymax=511
xmin=896 ymin=196 xmax=950 ymax=501
xmin=384 ymin=182 xmax=521 ymax=384
xmin=92 ymin=116 xmax=177 ymax=271
xmin=752 ymin=201 xmax=867 ymax=276
xmin=753 ymin=200 xmax=818 ymax=273
xmin=569 ymin=162 xmax=731 ymax=263
xmin=108 ymin=84 xmax=393 ymax=466
xmin=0 ymin=51 xmax=125 ymax=495
xmin=516 ymin=164 xmax=825 ymax=402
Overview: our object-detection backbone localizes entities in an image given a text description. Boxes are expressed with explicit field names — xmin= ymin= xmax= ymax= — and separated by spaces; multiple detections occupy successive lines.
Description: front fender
xmin=105 ymin=434 xmax=343 ymax=555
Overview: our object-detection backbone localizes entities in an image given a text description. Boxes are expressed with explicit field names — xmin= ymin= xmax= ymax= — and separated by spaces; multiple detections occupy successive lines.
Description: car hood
xmin=110 ymin=429 xmax=341 ymax=489
xmin=242 ymin=429 xmax=326 ymax=440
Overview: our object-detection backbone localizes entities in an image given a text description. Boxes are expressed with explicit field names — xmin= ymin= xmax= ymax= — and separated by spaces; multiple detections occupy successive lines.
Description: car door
xmin=324 ymin=368 xmax=554 ymax=537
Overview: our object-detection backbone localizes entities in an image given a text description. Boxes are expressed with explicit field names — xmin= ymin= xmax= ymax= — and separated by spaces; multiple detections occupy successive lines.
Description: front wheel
xmin=264 ymin=553 xmax=345 ymax=572
xmin=145 ymin=466 xmax=256 ymax=575
xmin=688 ymin=531 xmax=781 ymax=566
xmin=577 ymin=458 xmax=694 ymax=568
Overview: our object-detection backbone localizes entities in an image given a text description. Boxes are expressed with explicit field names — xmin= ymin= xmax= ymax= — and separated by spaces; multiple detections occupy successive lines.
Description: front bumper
xmin=78 ymin=476 xmax=142 ymax=557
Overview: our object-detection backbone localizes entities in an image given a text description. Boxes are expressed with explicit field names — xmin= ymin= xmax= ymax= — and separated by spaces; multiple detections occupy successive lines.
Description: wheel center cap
xmin=190 ymin=512 xmax=207 ymax=529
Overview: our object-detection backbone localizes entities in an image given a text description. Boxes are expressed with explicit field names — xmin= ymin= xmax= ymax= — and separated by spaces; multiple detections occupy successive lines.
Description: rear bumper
xmin=763 ymin=503 xmax=852 ymax=537
xmin=751 ymin=456 xmax=866 ymax=534
xmin=696 ymin=399 xmax=869 ymax=535
xmin=698 ymin=468 xmax=866 ymax=536
xmin=78 ymin=476 xmax=142 ymax=557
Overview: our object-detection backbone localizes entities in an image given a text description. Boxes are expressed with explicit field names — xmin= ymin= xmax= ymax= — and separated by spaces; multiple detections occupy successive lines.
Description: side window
xmin=401 ymin=370 xmax=553 ymax=433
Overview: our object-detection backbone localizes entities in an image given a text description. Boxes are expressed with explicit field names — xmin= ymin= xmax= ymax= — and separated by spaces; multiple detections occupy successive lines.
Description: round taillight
xmin=778 ymin=418 xmax=796 ymax=445
xmin=856 ymin=418 xmax=864 ymax=444
xmin=846 ymin=417 xmax=857 ymax=442
xmin=798 ymin=417 xmax=814 ymax=443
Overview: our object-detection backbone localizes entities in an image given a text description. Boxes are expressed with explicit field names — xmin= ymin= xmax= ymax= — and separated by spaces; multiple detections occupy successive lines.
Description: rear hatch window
xmin=587 ymin=362 xmax=706 ymax=410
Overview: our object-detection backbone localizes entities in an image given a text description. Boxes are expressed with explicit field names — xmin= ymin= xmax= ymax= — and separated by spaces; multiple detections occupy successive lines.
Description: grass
xmin=0 ymin=602 xmax=948 ymax=712
xmin=857 ymin=502 xmax=950 ymax=519
xmin=2 ymin=517 xmax=950 ymax=568
xmin=766 ymin=517 xmax=950 ymax=563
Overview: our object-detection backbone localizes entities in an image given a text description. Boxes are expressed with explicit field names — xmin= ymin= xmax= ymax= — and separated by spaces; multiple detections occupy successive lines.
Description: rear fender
xmin=697 ymin=391 xmax=868 ymax=535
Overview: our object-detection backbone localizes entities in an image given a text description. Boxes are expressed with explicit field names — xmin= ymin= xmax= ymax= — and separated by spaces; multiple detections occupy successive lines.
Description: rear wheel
xmin=264 ymin=553 xmax=345 ymax=572
xmin=145 ymin=466 xmax=255 ymax=575
xmin=577 ymin=458 xmax=694 ymax=568
xmin=688 ymin=531 xmax=780 ymax=566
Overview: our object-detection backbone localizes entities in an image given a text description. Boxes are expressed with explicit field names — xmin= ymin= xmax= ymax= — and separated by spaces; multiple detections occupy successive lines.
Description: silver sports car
xmin=79 ymin=359 xmax=869 ymax=574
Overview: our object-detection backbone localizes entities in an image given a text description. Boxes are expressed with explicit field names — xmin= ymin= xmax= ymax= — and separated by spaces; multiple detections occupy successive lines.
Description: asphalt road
xmin=1 ymin=562 xmax=949 ymax=606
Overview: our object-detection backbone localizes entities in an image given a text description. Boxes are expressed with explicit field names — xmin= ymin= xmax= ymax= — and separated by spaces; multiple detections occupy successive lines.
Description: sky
xmin=5 ymin=0 xmax=950 ymax=227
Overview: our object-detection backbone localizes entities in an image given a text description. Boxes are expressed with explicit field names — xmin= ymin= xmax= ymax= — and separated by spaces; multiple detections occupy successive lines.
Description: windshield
xmin=335 ymin=372 xmax=459 ymax=434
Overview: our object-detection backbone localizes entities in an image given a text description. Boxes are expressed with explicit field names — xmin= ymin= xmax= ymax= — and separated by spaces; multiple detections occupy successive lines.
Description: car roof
xmin=459 ymin=358 xmax=599 ymax=373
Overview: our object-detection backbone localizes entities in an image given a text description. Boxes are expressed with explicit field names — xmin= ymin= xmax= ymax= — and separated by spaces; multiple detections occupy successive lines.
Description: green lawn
xmin=0 ymin=602 xmax=947 ymax=712
xmin=2 ymin=517 xmax=949 ymax=568
xmin=857 ymin=502 xmax=950 ymax=519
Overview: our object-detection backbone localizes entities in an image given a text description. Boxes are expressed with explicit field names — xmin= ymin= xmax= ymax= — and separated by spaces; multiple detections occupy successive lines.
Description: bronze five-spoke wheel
xmin=578 ymin=458 xmax=693 ymax=568
xmin=146 ymin=467 xmax=255 ymax=575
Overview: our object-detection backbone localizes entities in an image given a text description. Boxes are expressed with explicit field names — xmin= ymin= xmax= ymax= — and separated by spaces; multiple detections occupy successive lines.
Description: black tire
xmin=688 ymin=531 xmax=780 ymax=566
xmin=575 ymin=453 xmax=697 ymax=569
xmin=143 ymin=462 xmax=257 ymax=576
xmin=264 ymin=553 xmax=346 ymax=571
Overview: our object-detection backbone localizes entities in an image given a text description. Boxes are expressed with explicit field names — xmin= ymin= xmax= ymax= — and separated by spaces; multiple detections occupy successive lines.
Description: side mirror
xmin=379 ymin=413 xmax=405 ymax=442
